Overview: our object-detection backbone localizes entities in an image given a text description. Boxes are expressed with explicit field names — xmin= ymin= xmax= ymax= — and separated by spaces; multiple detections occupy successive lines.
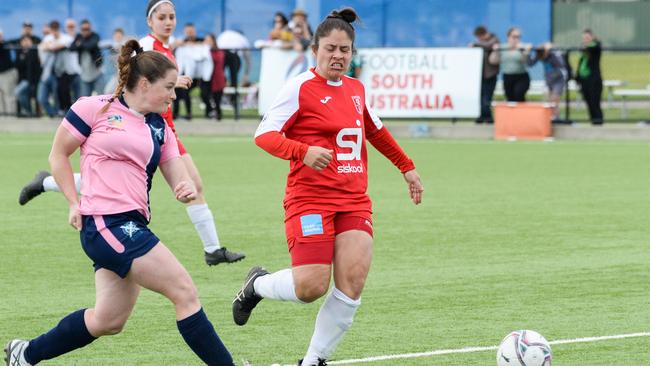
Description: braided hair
xmin=101 ymin=39 xmax=176 ymax=113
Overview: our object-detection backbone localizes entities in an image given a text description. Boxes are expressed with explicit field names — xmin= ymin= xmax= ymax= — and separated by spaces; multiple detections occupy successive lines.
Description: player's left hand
xmin=174 ymin=180 xmax=197 ymax=203
xmin=176 ymin=75 xmax=193 ymax=89
xmin=403 ymin=169 xmax=424 ymax=205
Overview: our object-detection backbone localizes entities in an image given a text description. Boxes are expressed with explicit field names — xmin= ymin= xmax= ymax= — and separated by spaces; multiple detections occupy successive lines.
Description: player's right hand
xmin=303 ymin=146 xmax=333 ymax=171
xmin=68 ymin=203 xmax=82 ymax=231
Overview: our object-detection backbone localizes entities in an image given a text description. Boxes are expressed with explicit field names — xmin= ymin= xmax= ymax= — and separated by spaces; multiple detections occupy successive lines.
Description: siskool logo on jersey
xmin=351 ymin=96 xmax=363 ymax=114
xmin=107 ymin=114 xmax=124 ymax=129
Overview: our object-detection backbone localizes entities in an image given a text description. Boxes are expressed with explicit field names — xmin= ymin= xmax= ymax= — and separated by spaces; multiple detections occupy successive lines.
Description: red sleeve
xmin=255 ymin=131 xmax=309 ymax=161
xmin=367 ymin=127 xmax=416 ymax=173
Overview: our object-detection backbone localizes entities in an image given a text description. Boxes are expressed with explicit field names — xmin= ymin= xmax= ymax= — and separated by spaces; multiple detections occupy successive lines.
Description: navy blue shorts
xmin=80 ymin=211 xmax=160 ymax=278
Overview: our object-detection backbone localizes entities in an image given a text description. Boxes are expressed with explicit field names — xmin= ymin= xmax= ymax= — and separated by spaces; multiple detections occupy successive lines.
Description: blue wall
xmin=0 ymin=0 xmax=550 ymax=79
xmin=1 ymin=0 xmax=550 ymax=46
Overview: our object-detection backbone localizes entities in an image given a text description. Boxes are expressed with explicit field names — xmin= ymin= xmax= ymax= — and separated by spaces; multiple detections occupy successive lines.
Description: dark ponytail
xmin=313 ymin=7 xmax=360 ymax=49
xmin=101 ymin=39 xmax=176 ymax=113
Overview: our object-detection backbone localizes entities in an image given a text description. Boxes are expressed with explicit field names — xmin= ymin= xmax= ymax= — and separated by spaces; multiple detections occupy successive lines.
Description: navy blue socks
xmin=177 ymin=308 xmax=234 ymax=366
xmin=24 ymin=309 xmax=96 ymax=364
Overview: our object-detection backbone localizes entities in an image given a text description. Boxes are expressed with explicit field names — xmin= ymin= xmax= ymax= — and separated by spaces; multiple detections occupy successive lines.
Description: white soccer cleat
xmin=4 ymin=340 xmax=32 ymax=366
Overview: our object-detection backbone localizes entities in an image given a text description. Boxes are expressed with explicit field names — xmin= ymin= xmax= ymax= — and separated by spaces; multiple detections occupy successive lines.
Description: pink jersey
xmin=256 ymin=68 xmax=396 ymax=217
xmin=62 ymin=95 xmax=180 ymax=220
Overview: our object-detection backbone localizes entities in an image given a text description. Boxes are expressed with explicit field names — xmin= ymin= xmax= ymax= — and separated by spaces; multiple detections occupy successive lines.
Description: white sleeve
xmin=254 ymin=71 xmax=313 ymax=137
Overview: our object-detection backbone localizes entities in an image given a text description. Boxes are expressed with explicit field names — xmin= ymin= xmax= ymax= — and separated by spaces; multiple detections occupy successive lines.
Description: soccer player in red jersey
xmin=232 ymin=8 xmax=424 ymax=366
xmin=18 ymin=0 xmax=245 ymax=267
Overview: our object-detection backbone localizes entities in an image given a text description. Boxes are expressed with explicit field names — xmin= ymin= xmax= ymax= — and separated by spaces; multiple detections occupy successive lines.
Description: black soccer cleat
xmin=18 ymin=171 xmax=51 ymax=206
xmin=204 ymin=247 xmax=246 ymax=266
xmin=297 ymin=358 xmax=327 ymax=366
xmin=232 ymin=266 xmax=269 ymax=326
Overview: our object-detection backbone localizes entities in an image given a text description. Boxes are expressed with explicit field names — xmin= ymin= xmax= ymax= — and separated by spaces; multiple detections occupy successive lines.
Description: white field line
xmin=273 ymin=331 xmax=650 ymax=366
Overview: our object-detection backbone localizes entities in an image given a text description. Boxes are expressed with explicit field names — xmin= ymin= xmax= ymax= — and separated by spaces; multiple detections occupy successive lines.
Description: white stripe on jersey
xmin=255 ymin=71 xmax=317 ymax=138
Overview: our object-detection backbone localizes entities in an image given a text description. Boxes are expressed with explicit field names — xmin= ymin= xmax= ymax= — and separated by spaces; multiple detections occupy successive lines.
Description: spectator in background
xmin=15 ymin=35 xmax=42 ymax=117
xmin=7 ymin=21 xmax=42 ymax=47
xmin=217 ymin=28 xmax=251 ymax=119
xmin=203 ymin=33 xmax=226 ymax=120
xmin=71 ymin=19 xmax=103 ymax=97
xmin=291 ymin=22 xmax=311 ymax=52
xmin=173 ymin=23 xmax=206 ymax=120
xmin=576 ymin=28 xmax=603 ymax=125
xmin=290 ymin=8 xmax=312 ymax=40
xmin=100 ymin=27 xmax=126 ymax=95
xmin=254 ymin=12 xmax=293 ymax=49
xmin=490 ymin=27 xmax=532 ymax=102
xmin=58 ymin=18 xmax=82 ymax=111
xmin=0 ymin=29 xmax=18 ymax=116
xmin=21 ymin=21 xmax=41 ymax=45
xmin=471 ymin=25 xmax=499 ymax=124
xmin=529 ymin=42 xmax=570 ymax=121
xmin=38 ymin=20 xmax=68 ymax=117
xmin=41 ymin=24 xmax=51 ymax=39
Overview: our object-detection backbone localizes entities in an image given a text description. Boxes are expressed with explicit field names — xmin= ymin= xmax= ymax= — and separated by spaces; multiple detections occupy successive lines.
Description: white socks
xmin=186 ymin=203 xmax=221 ymax=253
xmin=302 ymin=287 xmax=361 ymax=365
xmin=253 ymin=269 xmax=304 ymax=303
xmin=43 ymin=173 xmax=81 ymax=193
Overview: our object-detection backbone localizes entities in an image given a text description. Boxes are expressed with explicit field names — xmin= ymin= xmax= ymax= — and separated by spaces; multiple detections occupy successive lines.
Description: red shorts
xmin=285 ymin=210 xmax=373 ymax=266
xmin=163 ymin=106 xmax=187 ymax=155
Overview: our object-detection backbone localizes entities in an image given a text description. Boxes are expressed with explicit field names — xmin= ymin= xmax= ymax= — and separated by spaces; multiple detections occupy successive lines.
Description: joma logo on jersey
xmin=351 ymin=96 xmax=363 ymax=114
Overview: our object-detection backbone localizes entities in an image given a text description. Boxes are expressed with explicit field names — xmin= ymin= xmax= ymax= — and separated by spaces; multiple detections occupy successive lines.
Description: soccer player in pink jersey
xmin=232 ymin=8 xmax=424 ymax=366
xmin=18 ymin=0 xmax=245 ymax=267
xmin=4 ymin=40 xmax=234 ymax=366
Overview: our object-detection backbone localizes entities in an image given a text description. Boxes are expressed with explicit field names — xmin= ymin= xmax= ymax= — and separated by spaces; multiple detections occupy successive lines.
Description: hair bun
xmin=328 ymin=8 xmax=357 ymax=24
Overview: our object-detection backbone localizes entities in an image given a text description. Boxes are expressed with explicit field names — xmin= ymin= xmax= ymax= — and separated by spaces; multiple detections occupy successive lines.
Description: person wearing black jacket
xmin=15 ymin=35 xmax=42 ymax=116
xmin=70 ymin=19 xmax=103 ymax=97
xmin=576 ymin=29 xmax=603 ymax=125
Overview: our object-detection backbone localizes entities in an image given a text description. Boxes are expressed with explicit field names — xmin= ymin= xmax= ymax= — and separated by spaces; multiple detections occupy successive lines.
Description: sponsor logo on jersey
xmin=320 ymin=96 xmax=332 ymax=104
xmin=351 ymin=96 xmax=363 ymax=114
xmin=107 ymin=114 xmax=124 ymax=129
xmin=337 ymin=163 xmax=364 ymax=174
xmin=300 ymin=214 xmax=324 ymax=236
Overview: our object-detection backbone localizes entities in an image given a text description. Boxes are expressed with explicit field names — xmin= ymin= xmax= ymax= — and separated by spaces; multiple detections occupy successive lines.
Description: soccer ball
xmin=496 ymin=330 xmax=552 ymax=366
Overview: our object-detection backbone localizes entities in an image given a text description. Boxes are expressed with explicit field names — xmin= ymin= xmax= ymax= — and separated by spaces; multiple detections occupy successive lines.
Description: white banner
xmin=358 ymin=48 xmax=482 ymax=118
xmin=258 ymin=47 xmax=482 ymax=118
xmin=258 ymin=48 xmax=315 ymax=115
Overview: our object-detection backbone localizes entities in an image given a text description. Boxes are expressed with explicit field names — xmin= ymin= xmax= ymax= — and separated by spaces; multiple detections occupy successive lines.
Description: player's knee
xmin=93 ymin=317 xmax=127 ymax=336
xmin=170 ymin=277 xmax=200 ymax=308
xmin=295 ymin=279 xmax=329 ymax=303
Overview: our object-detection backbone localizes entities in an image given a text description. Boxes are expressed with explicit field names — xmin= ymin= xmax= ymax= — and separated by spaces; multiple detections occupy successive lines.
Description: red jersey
xmin=139 ymin=34 xmax=175 ymax=130
xmin=255 ymin=68 xmax=415 ymax=218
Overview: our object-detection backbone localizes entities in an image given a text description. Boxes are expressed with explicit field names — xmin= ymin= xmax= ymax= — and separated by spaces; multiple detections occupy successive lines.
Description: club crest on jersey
xmin=120 ymin=221 xmax=140 ymax=239
xmin=107 ymin=114 xmax=124 ymax=129
xmin=149 ymin=125 xmax=163 ymax=142
xmin=351 ymin=96 xmax=363 ymax=114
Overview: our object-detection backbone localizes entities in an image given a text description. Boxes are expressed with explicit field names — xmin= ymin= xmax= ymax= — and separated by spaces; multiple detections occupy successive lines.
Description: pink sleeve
xmin=159 ymin=122 xmax=180 ymax=164
xmin=61 ymin=97 xmax=98 ymax=142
